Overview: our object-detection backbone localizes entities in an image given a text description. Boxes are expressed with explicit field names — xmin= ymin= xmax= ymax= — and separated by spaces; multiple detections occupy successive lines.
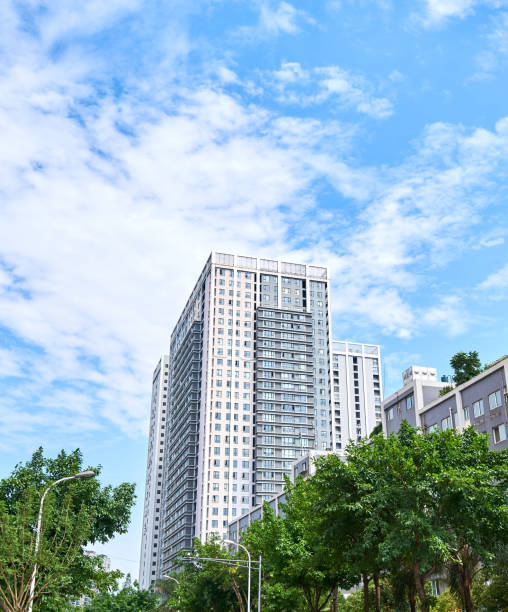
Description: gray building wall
xmin=228 ymin=451 xmax=330 ymax=542
xmin=162 ymin=321 xmax=202 ymax=568
xmin=383 ymin=358 xmax=508 ymax=451
xmin=254 ymin=307 xmax=315 ymax=505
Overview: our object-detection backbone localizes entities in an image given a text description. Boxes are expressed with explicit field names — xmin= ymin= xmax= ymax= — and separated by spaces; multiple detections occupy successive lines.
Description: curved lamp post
xmin=224 ymin=539 xmax=251 ymax=612
xmin=163 ymin=575 xmax=180 ymax=612
xmin=27 ymin=470 xmax=95 ymax=612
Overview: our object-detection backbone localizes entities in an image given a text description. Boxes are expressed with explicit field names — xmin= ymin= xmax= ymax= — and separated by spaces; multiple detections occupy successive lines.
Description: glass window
xmin=488 ymin=390 xmax=502 ymax=410
xmin=493 ymin=423 xmax=507 ymax=444
xmin=473 ymin=399 xmax=484 ymax=417
xmin=441 ymin=415 xmax=452 ymax=430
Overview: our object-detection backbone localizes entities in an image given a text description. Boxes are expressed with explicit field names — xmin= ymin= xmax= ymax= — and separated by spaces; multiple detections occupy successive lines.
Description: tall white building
xmin=331 ymin=341 xmax=382 ymax=454
xmin=153 ymin=251 xmax=334 ymax=574
xmin=139 ymin=355 xmax=169 ymax=590
xmin=140 ymin=251 xmax=385 ymax=582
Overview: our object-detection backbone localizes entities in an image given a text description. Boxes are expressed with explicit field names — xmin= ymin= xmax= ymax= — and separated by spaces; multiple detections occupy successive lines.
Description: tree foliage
xmin=449 ymin=351 xmax=482 ymax=385
xmin=311 ymin=424 xmax=507 ymax=612
xmin=0 ymin=448 xmax=135 ymax=612
xmin=163 ymin=425 xmax=505 ymax=612
xmin=85 ymin=576 xmax=158 ymax=612
xmin=160 ymin=537 xmax=251 ymax=612
xmin=242 ymin=476 xmax=356 ymax=612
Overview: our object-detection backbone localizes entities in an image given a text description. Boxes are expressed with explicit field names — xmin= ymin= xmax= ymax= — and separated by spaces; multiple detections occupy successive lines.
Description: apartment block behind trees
xmin=139 ymin=251 xmax=383 ymax=588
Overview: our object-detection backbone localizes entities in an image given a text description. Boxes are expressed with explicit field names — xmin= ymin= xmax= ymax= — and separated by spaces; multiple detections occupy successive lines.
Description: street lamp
xmin=27 ymin=471 xmax=95 ymax=612
xmin=162 ymin=575 xmax=180 ymax=612
xmin=224 ymin=539 xmax=251 ymax=612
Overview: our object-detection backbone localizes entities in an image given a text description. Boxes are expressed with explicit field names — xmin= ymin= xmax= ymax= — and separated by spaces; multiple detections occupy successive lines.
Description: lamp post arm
xmin=28 ymin=476 xmax=75 ymax=612
xmin=27 ymin=473 xmax=94 ymax=612
xmin=224 ymin=540 xmax=251 ymax=611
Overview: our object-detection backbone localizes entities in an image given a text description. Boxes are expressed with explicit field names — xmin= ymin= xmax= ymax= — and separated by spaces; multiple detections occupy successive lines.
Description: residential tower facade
xmin=158 ymin=251 xmax=333 ymax=575
xmin=139 ymin=355 xmax=169 ymax=590
xmin=331 ymin=341 xmax=382 ymax=454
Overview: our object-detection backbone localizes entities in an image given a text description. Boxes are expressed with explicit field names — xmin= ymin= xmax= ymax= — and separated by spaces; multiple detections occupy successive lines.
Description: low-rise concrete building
xmin=382 ymin=357 xmax=508 ymax=450
xmin=228 ymin=450 xmax=331 ymax=542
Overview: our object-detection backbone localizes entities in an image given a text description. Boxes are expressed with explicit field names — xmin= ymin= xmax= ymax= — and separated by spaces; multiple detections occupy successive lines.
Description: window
xmin=493 ymin=423 xmax=507 ymax=444
xmin=488 ymin=390 xmax=502 ymax=410
xmin=473 ymin=399 xmax=484 ymax=418
xmin=428 ymin=424 xmax=438 ymax=433
xmin=441 ymin=415 xmax=452 ymax=430
xmin=407 ymin=395 xmax=414 ymax=410
xmin=463 ymin=406 xmax=470 ymax=421
xmin=387 ymin=407 xmax=394 ymax=421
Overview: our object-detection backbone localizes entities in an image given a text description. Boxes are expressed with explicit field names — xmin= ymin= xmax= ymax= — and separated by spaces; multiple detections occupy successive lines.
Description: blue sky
xmin=1 ymin=0 xmax=508 ymax=578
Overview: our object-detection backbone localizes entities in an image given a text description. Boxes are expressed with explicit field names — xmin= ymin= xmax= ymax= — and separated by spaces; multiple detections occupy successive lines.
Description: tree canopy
xmin=0 ymin=448 xmax=136 ymax=612
xmin=450 ymin=351 xmax=483 ymax=385
xmin=85 ymin=576 xmax=158 ymax=612
xmin=239 ymin=424 xmax=507 ymax=612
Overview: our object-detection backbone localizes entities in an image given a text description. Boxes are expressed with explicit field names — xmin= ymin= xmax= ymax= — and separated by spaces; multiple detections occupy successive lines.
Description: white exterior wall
xmin=331 ymin=342 xmax=382 ymax=455
xmin=197 ymin=257 xmax=257 ymax=541
xmin=150 ymin=251 xmax=334 ymax=574
xmin=139 ymin=355 xmax=169 ymax=590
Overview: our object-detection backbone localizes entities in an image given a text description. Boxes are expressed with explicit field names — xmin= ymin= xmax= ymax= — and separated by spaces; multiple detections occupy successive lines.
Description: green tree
xmin=311 ymin=453 xmax=383 ymax=612
xmin=430 ymin=589 xmax=460 ymax=612
xmin=0 ymin=448 xmax=135 ymax=611
xmin=163 ymin=536 xmax=247 ymax=612
xmin=243 ymin=477 xmax=355 ymax=612
xmin=313 ymin=424 xmax=508 ymax=612
xmin=473 ymin=544 xmax=508 ymax=612
xmin=85 ymin=576 xmax=158 ymax=611
xmin=439 ymin=428 xmax=508 ymax=612
xmin=450 ymin=351 xmax=482 ymax=385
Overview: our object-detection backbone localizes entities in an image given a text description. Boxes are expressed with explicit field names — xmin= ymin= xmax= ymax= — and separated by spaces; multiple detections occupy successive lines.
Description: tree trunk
xmin=461 ymin=564 xmax=475 ymax=612
xmin=373 ymin=572 xmax=381 ymax=612
xmin=408 ymin=583 xmax=416 ymax=612
xmin=413 ymin=567 xmax=429 ymax=612
xmin=330 ymin=586 xmax=338 ymax=612
xmin=303 ymin=586 xmax=313 ymax=612
xmin=362 ymin=573 xmax=370 ymax=612
xmin=231 ymin=576 xmax=245 ymax=612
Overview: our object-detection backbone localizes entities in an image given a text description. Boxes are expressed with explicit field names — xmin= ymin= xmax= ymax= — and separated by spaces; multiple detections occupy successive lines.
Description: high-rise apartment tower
xmin=155 ymin=251 xmax=333 ymax=575
xmin=139 ymin=355 xmax=169 ymax=590
xmin=331 ymin=341 xmax=383 ymax=454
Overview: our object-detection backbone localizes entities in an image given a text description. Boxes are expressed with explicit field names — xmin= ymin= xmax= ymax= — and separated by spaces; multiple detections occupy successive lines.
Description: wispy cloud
xmin=420 ymin=0 xmax=478 ymax=25
xmin=267 ymin=61 xmax=394 ymax=119
xmin=473 ymin=11 xmax=508 ymax=77
xmin=238 ymin=1 xmax=315 ymax=40
xmin=476 ymin=261 xmax=508 ymax=296
xmin=1 ymin=0 xmax=508 ymax=451
xmin=417 ymin=0 xmax=508 ymax=26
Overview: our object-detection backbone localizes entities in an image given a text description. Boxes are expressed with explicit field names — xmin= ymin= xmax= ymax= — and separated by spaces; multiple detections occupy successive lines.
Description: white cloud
xmin=422 ymin=0 xmax=478 ymax=23
xmin=422 ymin=296 xmax=472 ymax=336
xmin=1 ymin=0 xmax=508 ymax=452
xmin=418 ymin=0 xmax=508 ymax=26
xmin=477 ymin=261 xmax=508 ymax=295
xmin=473 ymin=11 xmax=508 ymax=77
xmin=238 ymin=1 xmax=315 ymax=39
xmin=268 ymin=61 xmax=394 ymax=119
